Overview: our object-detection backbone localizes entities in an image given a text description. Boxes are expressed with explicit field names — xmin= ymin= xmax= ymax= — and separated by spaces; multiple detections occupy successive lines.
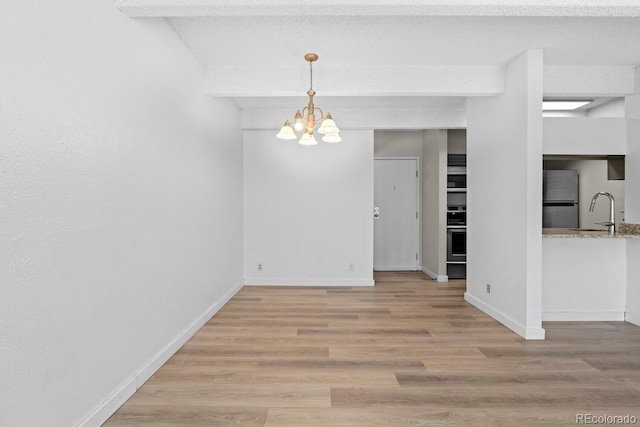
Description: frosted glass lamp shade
xmin=276 ymin=122 xmax=297 ymax=140
xmin=322 ymin=132 xmax=342 ymax=143
xmin=299 ymin=132 xmax=318 ymax=146
xmin=294 ymin=111 xmax=305 ymax=132
xmin=318 ymin=116 xmax=339 ymax=135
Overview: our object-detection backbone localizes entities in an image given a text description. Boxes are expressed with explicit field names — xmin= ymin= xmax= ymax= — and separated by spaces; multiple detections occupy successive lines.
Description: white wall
xmin=0 ymin=2 xmax=243 ymax=426
xmin=542 ymin=238 xmax=627 ymax=321
xmin=422 ymin=130 xmax=448 ymax=280
xmin=587 ymin=98 xmax=626 ymax=118
xmin=244 ymin=130 xmax=374 ymax=285
xmin=626 ymin=240 xmax=640 ymax=325
xmin=447 ymin=129 xmax=467 ymax=154
xmin=374 ymin=130 xmax=423 ymax=158
xmin=628 ymin=117 xmax=640 ymax=223
xmin=625 ymin=68 xmax=640 ymax=326
xmin=466 ymin=50 xmax=544 ymax=340
xmin=543 ymin=118 xmax=627 ymax=155
xmin=626 ymin=68 xmax=640 ymax=224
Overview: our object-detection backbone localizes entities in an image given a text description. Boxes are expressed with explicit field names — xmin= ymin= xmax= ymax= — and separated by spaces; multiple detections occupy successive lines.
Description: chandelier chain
xmin=309 ymin=60 xmax=313 ymax=91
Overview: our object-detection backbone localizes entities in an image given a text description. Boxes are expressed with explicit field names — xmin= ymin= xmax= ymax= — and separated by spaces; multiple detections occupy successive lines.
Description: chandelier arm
xmin=314 ymin=107 xmax=324 ymax=119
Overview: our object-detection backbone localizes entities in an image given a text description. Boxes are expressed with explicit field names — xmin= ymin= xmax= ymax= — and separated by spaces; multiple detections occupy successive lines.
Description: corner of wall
xmin=421 ymin=266 xmax=448 ymax=282
xmin=464 ymin=292 xmax=545 ymax=340
xmin=78 ymin=280 xmax=244 ymax=427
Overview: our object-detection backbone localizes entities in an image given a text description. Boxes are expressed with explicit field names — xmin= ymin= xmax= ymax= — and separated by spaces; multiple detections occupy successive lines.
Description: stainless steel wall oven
xmin=447 ymin=229 xmax=467 ymax=262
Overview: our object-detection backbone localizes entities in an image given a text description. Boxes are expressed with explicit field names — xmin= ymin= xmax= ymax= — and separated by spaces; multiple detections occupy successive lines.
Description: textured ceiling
xmin=116 ymin=1 xmax=640 ymax=124
xmin=168 ymin=16 xmax=640 ymax=67
xmin=116 ymin=0 xmax=640 ymax=17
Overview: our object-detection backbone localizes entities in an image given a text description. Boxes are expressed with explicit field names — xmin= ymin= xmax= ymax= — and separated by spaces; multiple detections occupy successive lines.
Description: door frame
xmin=373 ymin=157 xmax=421 ymax=271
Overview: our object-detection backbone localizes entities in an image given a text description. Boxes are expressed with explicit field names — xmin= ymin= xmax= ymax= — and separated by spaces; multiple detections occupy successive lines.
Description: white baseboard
xmin=543 ymin=311 xmax=625 ymax=322
xmin=464 ymin=292 xmax=546 ymax=340
xmin=77 ymin=377 xmax=136 ymax=427
xmin=244 ymin=278 xmax=374 ymax=287
xmin=77 ymin=280 xmax=244 ymax=427
xmin=420 ymin=266 xmax=448 ymax=282
xmin=625 ymin=310 xmax=640 ymax=326
xmin=374 ymin=266 xmax=418 ymax=271
xmin=524 ymin=327 xmax=546 ymax=340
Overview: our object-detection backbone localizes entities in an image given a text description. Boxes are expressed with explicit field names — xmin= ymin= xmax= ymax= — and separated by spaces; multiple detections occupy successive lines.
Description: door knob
xmin=374 ymin=206 xmax=380 ymax=220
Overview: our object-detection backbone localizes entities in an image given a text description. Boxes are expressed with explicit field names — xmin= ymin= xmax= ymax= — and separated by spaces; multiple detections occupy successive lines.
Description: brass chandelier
xmin=276 ymin=53 xmax=341 ymax=145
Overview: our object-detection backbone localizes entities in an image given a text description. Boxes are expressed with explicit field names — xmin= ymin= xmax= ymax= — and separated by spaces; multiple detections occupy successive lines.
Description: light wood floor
xmin=105 ymin=272 xmax=640 ymax=426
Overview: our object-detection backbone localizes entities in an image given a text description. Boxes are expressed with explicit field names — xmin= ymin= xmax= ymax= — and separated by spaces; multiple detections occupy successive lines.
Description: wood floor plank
xmin=329 ymin=346 xmax=486 ymax=359
xmin=297 ymin=327 xmax=432 ymax=337
xmin=330 ymin=386 xmax=640 ymax=409
xmin=420 ymin=356 xmax=601 ymax=374
xmin=177 ymin=344 xmax=329 ymax=358
xmin=395 ymin=372 xmax=581 ymax=387
xmin=582 ymin=356 xmax=640 ymax=371
xmin=256 ymin=358 xmax=428 ymax=371
xmin=185 ymin=335 xmax=432 ymax=347
xmin=126 ymin=384 xmax=331 ymax=408
xmin=265 ymin=407 xmax=582 ymax=427
xmin=105 ymin=271 xmax=640 ymax=427
xmin=106 ymin=406 xmax=267 ymax=427
xmin=208 ymin=370 xmax=400 ymax=387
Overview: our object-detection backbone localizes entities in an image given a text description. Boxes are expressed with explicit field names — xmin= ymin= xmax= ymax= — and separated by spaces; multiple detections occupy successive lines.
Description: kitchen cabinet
xmin=542 ymin=236 xmax=627 ymax=321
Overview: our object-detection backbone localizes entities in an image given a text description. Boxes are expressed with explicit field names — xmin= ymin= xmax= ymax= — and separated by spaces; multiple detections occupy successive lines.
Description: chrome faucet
xmin=589 ymin=191 xmax=615 ymax=234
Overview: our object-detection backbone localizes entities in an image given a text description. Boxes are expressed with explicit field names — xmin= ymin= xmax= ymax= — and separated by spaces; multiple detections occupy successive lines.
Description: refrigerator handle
xmin=543 ymin=201 xmax=577 ymax=206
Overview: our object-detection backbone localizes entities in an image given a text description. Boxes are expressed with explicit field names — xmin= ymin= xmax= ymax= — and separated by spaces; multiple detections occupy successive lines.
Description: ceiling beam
xmin=204 ymin=64 xmax=636 ymax=98
xmin=204 ymin=65 xmax=505 ymax=97
xmin=543 ymin=65 xmax=636 ymax=98
xmin=115 ymin=0 xmax=640 ymax=18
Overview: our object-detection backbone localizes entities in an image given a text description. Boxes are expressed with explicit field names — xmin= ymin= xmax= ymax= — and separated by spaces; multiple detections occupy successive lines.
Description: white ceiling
xmin=116 ymin=0 xmax=640 ymax=127
xmin=168 ymin=16 xmax=640 ymax=68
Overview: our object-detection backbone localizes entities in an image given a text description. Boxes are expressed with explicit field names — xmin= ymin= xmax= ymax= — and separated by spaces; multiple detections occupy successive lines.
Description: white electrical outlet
xmin=258 ymin=264 xmax=263 ymax=271
xmin=348 ymin=262 xmax=355 ymax=271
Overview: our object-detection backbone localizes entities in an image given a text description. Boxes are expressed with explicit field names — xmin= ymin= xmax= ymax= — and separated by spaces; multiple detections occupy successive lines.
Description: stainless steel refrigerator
xmin=543 ymin=170 xmax=579 ymax=228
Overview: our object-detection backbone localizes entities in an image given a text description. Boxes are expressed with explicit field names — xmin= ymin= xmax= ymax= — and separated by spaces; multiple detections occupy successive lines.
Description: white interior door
xmin=374 ymin=159 xmax=419 ymax=271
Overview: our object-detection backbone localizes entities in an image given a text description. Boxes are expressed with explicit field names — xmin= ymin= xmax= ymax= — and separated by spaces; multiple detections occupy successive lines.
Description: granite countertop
xmin=543 ymin=223 xmax=640 ymax=239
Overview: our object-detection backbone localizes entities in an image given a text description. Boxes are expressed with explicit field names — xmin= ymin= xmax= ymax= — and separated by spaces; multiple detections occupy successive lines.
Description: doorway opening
xmin=373 ymin=130 xmax=467 ymax=281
